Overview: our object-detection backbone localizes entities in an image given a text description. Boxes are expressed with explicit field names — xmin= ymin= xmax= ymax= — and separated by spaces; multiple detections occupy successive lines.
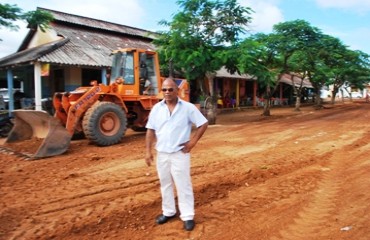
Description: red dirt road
xmin=1 ymin=101 xmax=370 ymax=240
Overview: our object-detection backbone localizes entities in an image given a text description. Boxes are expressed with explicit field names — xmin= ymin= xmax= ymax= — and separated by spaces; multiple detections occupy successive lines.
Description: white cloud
xmin=2 ymin=0 xmax=144 ymax=23
xmin=0 ymin=0 xmax=147 ymax=58
xmin=239 ymin=0 xmax=284 ymax=33
xmin=315 ymin=0 xmax=370 ymax=13
xmin=37 ymin=0 xmax=145 ymax=27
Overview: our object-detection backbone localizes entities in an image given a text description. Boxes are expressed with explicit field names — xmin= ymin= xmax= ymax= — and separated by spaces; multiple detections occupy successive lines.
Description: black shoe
xmin=156 ymin=214 xmax=176 ymax=224
xmin=183 ymin=220 xmax=195 ymax=231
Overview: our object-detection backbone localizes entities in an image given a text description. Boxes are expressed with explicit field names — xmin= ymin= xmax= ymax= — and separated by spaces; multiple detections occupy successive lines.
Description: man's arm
xmin=181 ymin=122 xmax=208 ymax=153
xmin=145 ymin=129 xmax=156 ymax=166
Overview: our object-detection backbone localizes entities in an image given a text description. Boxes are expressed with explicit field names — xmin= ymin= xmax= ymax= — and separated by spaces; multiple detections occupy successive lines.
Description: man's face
xmin=161 ymin=80 xmax=178 ymax=101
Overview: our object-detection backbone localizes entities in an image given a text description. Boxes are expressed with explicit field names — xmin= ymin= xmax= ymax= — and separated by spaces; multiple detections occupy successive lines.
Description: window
xmin=111 ymin=52 xmax=134 ymax=85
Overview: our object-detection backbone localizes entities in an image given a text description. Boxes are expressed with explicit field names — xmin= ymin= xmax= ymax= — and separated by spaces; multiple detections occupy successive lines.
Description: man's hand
xmin=145 ymin=152 xmax=154 ymax=166
xmin=180 ymin=141 xmax=193 ymax=153
xmin=180 ymin=122 xmax=208 ymax=153
xmin=145 ymin=129 xmax=155 ymax=166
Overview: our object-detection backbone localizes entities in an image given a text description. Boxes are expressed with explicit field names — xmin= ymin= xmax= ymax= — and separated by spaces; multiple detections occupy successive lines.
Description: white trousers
xmin=156 ymin=151 xmax=194 ymax=221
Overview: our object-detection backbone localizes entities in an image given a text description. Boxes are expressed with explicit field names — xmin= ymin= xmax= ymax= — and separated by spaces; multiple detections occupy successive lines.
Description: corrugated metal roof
xmin=279 ymin=73 xmax=313 ymax=88
xmin=0 ymin=8 xmax=156 ymax=68
xmin=36 ymin=23 xmax=155 ymax=67
xmin=39 ymin=7 xmax=157 ymax=39
xmin=0 ymin=39 xmax=69 ymax=68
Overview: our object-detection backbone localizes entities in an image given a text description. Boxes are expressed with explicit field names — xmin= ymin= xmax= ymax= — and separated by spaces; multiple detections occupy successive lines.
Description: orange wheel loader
xmin=2 ymin=48 xmax=189 ymax=159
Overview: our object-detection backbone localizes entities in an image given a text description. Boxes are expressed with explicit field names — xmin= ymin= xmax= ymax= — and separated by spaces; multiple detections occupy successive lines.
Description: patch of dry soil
xmin=1 ymin=101 xmax=370 ymax=239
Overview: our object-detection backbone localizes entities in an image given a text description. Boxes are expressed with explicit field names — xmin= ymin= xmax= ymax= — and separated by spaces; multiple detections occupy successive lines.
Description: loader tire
xmin=83 ymin=102 xmax=127 ymax=146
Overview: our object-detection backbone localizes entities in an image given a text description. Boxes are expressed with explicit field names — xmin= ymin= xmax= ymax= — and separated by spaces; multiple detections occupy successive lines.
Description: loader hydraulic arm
xmin=65 ymin=83 xmax=112 ymax=136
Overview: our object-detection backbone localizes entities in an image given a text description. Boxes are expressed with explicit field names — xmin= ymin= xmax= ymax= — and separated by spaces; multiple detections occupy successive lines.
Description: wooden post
xmin=253 ymin=80 xmax=257 ymax=107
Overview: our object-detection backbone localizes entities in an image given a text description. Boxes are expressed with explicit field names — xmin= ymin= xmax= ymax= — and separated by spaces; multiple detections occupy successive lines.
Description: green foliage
xmin=273 ymin=20 xmax=323 ymax=73
xmin=238 ymin=33 xmax=282 ymax=90
xmin=0 ymin=3 xmax=22 ymax=31
xmin=0 ymin=3 xmax=53 ymax=37
xmin=237 ymin=18 xmax=370 ymax=110
xmin=314 ymin=34 xmax=370 ymax=95
xmin=153 ymin=0 xmax=253 ymax=82
xmin=22 ymin=10 xmax=54 ymax=32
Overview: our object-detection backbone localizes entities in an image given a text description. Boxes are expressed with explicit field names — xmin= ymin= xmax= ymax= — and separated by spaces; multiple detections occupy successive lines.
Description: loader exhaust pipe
xmin=3 ymin=110 xmax=71 ymax=159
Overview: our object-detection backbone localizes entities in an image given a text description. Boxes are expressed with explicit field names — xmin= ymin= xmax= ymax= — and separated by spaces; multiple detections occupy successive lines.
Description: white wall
xmin=28 ymin=27 xmax=63 ymax=49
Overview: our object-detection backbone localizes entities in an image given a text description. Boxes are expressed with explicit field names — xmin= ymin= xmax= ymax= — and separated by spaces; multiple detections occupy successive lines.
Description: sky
xmin=1 ymin=0 xmax=370 ymax=58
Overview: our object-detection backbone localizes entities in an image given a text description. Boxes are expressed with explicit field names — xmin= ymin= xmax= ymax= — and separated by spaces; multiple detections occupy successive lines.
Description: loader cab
xmin=110 ymin=48 xmax=160 ymax=96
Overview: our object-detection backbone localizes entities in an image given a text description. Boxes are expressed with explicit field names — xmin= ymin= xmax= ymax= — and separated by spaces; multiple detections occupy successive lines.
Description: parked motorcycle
xmin=0 ymin=112 xmax=13 ymax=137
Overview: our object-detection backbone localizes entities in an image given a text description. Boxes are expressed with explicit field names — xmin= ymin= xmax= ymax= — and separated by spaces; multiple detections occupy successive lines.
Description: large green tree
xmin=0 ymin=3 xmax=53 ymax=41
xmin=237 ymin=33 xmax=283 ymax=116
xmin=306 ymin=34 xmax=370 ymax=105
xmin=289 ymin=32 xmax=330 ymax=108
xmin=274 ymin=22 xmax=370 ymax=107
xmin=240 ymin=20 xmax=370 ymax=114
xmin=153 ymin=0 xmax=253 ymax=123
xmin=273 ymin=20 xmax=323 ymax=111
xmin=238 ymin=20 xmax=325 ymax=116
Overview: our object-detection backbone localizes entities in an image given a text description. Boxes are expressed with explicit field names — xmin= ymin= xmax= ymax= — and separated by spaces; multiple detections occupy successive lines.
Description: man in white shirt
xmin=145 ymin=78 xmax=208 ymax=231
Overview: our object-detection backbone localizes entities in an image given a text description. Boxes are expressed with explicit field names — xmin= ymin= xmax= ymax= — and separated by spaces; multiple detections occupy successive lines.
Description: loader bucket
xmin=4 ymin=110 xmax=71 ymax=159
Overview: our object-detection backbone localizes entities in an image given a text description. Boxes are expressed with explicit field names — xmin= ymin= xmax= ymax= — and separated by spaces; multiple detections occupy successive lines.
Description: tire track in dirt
xmin=182 ymin=104 xmax=370 ymax=239
xmin=3 ymin=159 xmax=163 ymax=240
xmin=272 ymin=163 xmax=341 ymax=239
xmin=187 ymin=156 xmax=325 ymax=239
xmin=2 ymin=103 xmax=370 ymax=240
xmin=177 ymin=123 xmax=334 ymax=239
xmin=0 ymin=138 xmax=162 ymax=240
xmin=271 ymin=113 xmax=370 ymax=240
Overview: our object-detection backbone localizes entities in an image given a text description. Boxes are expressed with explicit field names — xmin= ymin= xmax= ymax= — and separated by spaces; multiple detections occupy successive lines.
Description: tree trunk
xmin=206 ymin=72 xmax=215 ymax=97
xmin=262 ymin=86 xmax=271 ymax=116
xmin=205 ymin=73 xmax=217 ymax=125
xmin=331 ymin=88 xmax=338 ymax=105
xmin=313 ymin=87 xmax=323 ymax=109
xmin=262 ymin=99 xmax=271 ymax=116
xmin=294 ymin=93 xmax=301 ymax=111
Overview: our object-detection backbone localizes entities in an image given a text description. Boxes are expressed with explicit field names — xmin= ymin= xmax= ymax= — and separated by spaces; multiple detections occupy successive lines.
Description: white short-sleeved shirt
xmin=146 ymin=98 xmax=208 ymax=153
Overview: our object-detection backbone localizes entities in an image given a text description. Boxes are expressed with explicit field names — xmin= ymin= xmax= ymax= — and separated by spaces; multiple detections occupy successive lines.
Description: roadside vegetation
xmin=2 ymin=0 xmax=370 ymax=118
xmin=154 ymin=0 xmax=370 ymax=117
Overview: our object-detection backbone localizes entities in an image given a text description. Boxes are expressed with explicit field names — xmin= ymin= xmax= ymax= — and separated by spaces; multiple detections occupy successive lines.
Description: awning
xmin=215 ymin=66 xmax=255 ymax=80
xmin=279 ymin=73 xmax=313 ymax=88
